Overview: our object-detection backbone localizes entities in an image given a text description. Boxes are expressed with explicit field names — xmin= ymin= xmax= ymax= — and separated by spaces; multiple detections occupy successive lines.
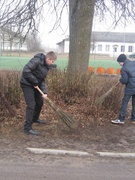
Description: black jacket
xmin=120 ymin=59 xmax=135 ymax=95
xmin=20 ymin=53 xmax=49 ymax=94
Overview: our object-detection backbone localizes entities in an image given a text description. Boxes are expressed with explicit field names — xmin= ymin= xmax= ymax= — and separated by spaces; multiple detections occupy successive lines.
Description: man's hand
xmin=34 ymin=86 xmax=38 ymax=89
xmin=42 ymin=94 xmax=48 ymax=99
xmin=34 ymin=86 xmax=47 ymax=99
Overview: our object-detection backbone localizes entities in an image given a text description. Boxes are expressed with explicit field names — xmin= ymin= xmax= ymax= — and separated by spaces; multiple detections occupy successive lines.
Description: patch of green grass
xmin=55 ymin=58 xmax=121 ymax=70
xmin=0 ymin=56 xmax=121 ymax=70
xmin=55 ymin=58 xmax=68 ymax=69
xmin=0 ymin=56 xmax=29 ymax=70
xmin=89 ymin=59 xmax=121 ymax=69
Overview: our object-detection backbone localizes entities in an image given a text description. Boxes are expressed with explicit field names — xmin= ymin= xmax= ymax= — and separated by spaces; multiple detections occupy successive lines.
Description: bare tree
xmin=27 ymin=33 xmax=44 ymax=52
xmin=0 ymin=0 xmax=135 ymax=75
xmin=0 ymin=0 xmax=68 ymax=37
xmin=0 ymin=0 xmax=46 ymax=37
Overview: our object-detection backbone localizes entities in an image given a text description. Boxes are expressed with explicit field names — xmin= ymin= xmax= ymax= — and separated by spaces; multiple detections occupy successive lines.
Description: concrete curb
xmin=26 ymin=148 xmax=135 ymax=158
xmin=96 ymin=152 xmax=135 ymax=158
xmin=26 ymin=148 xmax=91 ymax=157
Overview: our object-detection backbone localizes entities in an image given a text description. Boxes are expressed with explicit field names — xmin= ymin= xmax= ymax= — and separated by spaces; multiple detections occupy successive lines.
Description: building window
xmin=113 ymin=47 xmax=117 ymax=52
xmin=90 ymin=43 xmax=95 ymax=51
xmin=105 ymin=45 xmax=110 ymax=51
xmin=121 ymin=45 xmax=125 ymax=52
xmin=98 ymin=45 xmax=102 ymax=51
xmin=128 ymin=46 xmax=133 ymax=52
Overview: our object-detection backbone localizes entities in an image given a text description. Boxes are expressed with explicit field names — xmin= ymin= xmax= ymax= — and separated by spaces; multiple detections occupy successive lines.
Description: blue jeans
xmin=118 ymin=93 xmax=135 ymax=121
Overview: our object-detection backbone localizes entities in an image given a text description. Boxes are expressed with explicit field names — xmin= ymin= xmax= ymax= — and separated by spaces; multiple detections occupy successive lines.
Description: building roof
xmin=1 ymin=27 xmax=24 ymax=39
xmin=57 ymin=37 xmax=69 ymax=45
xmin=91 ymin=31 xmax=135 ymax=43
xmin=57 ymin=31 xmax=135 ymax=44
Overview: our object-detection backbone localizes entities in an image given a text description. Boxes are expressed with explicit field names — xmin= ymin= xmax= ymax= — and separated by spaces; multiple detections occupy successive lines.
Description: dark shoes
xmin=24 ymin=129 xmax=40 ymax=135
xmin=24 ymin=119 xmax=46 ymax=135
xmin=33 ymin=119 xmax=46 ymax=124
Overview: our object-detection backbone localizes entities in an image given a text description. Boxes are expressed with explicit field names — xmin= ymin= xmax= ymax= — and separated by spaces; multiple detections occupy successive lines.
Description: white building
xmin=57 ymin=31 xmax=135 ymax=56
xmin=0 ymin=27 xmax=28 ymax=52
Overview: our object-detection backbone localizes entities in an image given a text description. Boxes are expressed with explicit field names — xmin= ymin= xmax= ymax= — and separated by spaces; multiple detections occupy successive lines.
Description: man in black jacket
xmin=20 ymin=51 xmax=57 ymax=135
xmin=111 ymin=54 xmax=135 ymax=124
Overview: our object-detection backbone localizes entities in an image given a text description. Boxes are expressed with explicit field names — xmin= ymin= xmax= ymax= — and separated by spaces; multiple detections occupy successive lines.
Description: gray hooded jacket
xmin=120 ymin=59 xmax=135 ymax=95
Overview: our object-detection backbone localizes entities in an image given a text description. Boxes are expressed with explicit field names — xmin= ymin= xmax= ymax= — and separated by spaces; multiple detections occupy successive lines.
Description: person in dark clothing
xmin=111 ymin=54 xmax=135 ymax=124
xmin=20 ymin=51 xmax=57 ymax=135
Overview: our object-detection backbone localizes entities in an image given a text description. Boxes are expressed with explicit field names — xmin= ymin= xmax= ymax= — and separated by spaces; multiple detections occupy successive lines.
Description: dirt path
xmin=0 ymin=119 xmax=135 ymax=160
xmin=1 ymin=98 xmax=135 ymax=161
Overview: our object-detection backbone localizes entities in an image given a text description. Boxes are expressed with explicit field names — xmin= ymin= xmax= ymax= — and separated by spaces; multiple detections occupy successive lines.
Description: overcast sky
xmin=39 ymin=7 xmax=135 ymax=49
xmin=38 ymin=2 xmax=69 ymax=49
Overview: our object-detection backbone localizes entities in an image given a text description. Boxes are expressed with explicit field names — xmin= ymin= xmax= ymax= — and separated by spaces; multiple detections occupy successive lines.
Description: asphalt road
xmin=0 ymin=156 xmax=135 ymax=180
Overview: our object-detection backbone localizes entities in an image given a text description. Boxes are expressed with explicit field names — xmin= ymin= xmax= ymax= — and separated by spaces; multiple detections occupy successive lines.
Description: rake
xmin=36 ymin=87 xmax=77 ymax=129
xmin=95 ymin=81 xmax=120 ymax=105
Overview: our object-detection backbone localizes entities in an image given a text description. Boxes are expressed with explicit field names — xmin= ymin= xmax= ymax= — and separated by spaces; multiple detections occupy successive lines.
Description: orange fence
xmin=88 ymin=66 xmax=95 ymax=73
xmin=116 ymin=68 xmax=121 ymax=75
xmin=106 ymin=68 xmax=115 ymax=75
xmin=88 ymin=66 xmax=121 ymax=75
xmin=96 ymin=67 xmax=105 ymax=74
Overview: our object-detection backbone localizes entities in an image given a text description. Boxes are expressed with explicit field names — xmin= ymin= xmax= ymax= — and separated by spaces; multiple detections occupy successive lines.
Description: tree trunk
xmin=67 ymin=0 xmax=96 ymax=76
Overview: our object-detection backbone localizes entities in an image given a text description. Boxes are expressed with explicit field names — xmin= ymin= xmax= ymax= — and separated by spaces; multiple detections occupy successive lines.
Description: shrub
xmin=0 ymin=70 xmax=22 ymax=118
xmin=47 ymin=69 xmax=93 ymax=103
xmin=47 ymin=69 xmax=123 ymax=115
xmin=0 ymin=69 xmax=124 ymax=121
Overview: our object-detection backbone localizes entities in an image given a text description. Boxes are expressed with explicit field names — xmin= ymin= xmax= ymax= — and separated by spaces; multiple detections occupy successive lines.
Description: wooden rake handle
xmin=36 ymin=86 xmax=59 ymax=111
xmin=36 ymin=86 xmax=44 ymax=96
xmin=111 ymin=81 xmax=120 ymax=90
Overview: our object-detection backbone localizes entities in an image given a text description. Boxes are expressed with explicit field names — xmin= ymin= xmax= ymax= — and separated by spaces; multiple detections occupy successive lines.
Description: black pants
xmin=20 ymin=84 xmax=43 ymax=131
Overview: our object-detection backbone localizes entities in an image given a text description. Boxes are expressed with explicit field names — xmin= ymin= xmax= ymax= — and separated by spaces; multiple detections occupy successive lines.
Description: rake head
xmin=46 ymin=98 xmax=78 ymax=129
xmin=36 ymin=86 xmax=78 ymax=129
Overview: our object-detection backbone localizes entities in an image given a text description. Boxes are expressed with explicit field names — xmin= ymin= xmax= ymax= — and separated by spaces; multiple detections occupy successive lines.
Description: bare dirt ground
xmin=1 ymin=98 xmax=135 ymax=162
